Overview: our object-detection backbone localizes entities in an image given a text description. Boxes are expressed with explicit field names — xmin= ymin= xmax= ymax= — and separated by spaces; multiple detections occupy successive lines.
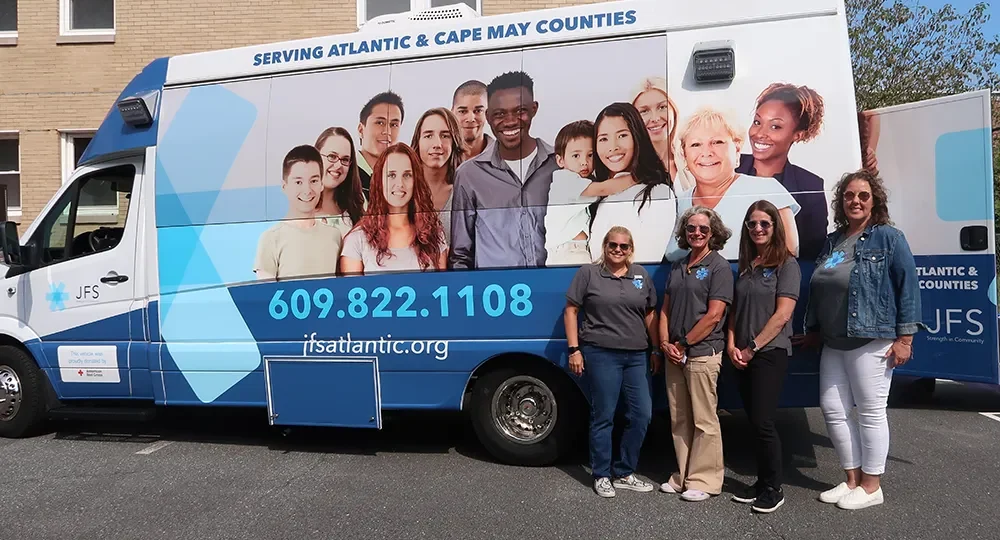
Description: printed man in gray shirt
xmin=449 ymin=71 xmax=560 ymax=270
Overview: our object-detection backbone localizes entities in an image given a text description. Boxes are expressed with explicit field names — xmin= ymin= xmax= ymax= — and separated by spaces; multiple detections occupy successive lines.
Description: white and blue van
xmin=0 ymin=0 xmax=994 ymax=466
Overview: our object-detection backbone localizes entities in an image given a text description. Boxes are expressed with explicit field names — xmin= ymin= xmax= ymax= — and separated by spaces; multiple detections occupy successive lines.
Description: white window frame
xmin=61 ymin=130 xmax=119 ymax=223
xmin=357 ymin=0 xmax=482 ymax=28
xmin=58 ymin=0 xmax=115 ymax=44
xmin=0 ymin=0 xmax=17 ymax=46
xmin=0 ymin=131 xmax=21 ymax=219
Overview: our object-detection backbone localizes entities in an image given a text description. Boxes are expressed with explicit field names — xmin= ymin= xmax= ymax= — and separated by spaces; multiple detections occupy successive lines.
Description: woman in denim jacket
xmin=802 ymin=169 xmax=923 ymax=511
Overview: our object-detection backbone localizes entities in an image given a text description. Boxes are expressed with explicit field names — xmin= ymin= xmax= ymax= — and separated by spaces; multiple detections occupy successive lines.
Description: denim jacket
xmin=805 ymin=223 xmax=925 ymax=339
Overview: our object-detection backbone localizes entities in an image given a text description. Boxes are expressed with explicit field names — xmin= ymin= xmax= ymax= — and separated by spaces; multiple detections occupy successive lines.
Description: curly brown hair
xmin=831 ymin=169 xmax=892 ymax=231
xmin=754 ymin=82 xmax=825 ymax=142
xmin=675 ymin=205 xmax=732 ymax=252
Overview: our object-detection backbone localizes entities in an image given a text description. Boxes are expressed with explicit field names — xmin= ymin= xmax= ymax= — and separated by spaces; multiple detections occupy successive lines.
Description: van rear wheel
xmin=0 ymin=345 xmax=47 ymax=438
xmin=470 ymin=364 xmax=584 ymax=466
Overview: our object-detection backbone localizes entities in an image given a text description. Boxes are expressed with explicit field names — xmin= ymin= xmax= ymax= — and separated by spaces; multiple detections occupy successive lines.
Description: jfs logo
xmin=925 ymin=308 xmax=985 ymax=336
xmin=76 ymin=284 xmax=100 ymax=301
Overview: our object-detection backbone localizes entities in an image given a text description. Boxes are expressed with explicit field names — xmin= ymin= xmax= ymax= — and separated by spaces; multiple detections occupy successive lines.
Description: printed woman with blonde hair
xmin=736 ymin=82 xmax=828 ymax=261
xmin=665 ymin=106 xmax=800 ymax=262
xmin=410 ymin=107 xmax=468 ymax=246
xmin=339 ymin=143 xmax=447 ymax=275
xmin=630 ymin=76 xmax=683 ymax=188
xmin=564 ymin=225 xmax=662 ymax=498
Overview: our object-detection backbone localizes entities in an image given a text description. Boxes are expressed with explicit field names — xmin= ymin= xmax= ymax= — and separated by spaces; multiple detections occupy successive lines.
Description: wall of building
xmin=0 ymin=0 xmax=600 ymax=226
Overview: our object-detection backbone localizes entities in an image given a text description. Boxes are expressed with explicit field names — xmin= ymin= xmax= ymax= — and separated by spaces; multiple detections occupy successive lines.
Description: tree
xmin=846 ymin=0 xmax=1000 ymax=111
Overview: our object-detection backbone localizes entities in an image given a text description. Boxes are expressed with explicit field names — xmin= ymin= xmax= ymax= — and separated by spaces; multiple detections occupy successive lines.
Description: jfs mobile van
xmin=0 ymin=0 xmax=994 ymax=466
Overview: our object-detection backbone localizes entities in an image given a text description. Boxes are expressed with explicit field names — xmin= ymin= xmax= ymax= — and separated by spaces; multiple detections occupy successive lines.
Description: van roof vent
xmin=362 ymin=3 xmax=479 ymax=31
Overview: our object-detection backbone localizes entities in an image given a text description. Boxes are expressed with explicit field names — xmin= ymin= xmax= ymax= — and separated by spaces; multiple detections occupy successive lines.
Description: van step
xmin=47 ymin=406 xmax=157 ymax=422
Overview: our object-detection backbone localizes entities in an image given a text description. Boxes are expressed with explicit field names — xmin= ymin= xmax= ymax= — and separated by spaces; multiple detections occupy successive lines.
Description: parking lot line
xmin=135 ymin=440 xmax=174 ymax=455
xmin=978 ymin=412 xmax=1000 ymax=423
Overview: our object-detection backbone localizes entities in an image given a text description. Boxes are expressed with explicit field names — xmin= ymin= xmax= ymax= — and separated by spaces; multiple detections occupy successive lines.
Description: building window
xmin=62 ymin=132 xmax=119 ymax=221
xmin=0 ymin=133 xmax=20 ymax=219
xmin=0 ymin=0 xmax=16 ymax=45
xmin=359 ymin=0 xmax=480 ymax=26
xmin=59 ymin=0 xmax=115 ymax=43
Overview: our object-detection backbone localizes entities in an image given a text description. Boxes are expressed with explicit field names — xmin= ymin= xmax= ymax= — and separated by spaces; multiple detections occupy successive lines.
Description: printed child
xmin=254 ymin=145 xmax=343 ymax=281
xmin=544 ymin=120 xmax=636 ymax=266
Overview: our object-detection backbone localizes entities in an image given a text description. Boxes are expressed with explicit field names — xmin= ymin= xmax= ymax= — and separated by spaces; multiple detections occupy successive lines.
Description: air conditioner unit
xmin=363 ymin=3 xmax=480 ymax=31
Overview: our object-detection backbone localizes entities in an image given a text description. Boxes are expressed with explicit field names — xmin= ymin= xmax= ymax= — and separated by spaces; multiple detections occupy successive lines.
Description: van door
xmin=859 ymin=90 xmax=998 ymax=384
xmin=20 ymin=158 xmax=141 ymax=397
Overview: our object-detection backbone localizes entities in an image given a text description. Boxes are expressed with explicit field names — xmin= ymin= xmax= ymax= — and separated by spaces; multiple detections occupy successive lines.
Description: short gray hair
xmin=675 ymin=205 xmax=732 ymax=252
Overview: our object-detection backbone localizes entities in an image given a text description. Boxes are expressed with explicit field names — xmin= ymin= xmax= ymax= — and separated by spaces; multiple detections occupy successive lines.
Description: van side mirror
xmin=0 ymin=221 xmax=21 ymax=266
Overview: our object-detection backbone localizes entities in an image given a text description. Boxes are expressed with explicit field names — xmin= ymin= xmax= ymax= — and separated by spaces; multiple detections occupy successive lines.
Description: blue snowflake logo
xmin=824 ymin=251 xmax=846 ymax=269
xmin=696 ymin=267 xmax=709 ymax=281
xmin=632 ymin=276 xmax=644 ymax=290
xmin=46 ymin=282 xmax=69 ymax=311
xmin=762 ymin=267 xmax=775 ymax=278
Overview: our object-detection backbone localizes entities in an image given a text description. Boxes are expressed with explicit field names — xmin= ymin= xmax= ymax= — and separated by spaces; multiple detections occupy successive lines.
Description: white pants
xmin=819 ymin=339 xmax=894 ymax=475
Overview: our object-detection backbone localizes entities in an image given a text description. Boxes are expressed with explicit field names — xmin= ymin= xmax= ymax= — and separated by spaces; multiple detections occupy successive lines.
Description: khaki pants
xmin=666 ymin=351 xmax=724 ymax=494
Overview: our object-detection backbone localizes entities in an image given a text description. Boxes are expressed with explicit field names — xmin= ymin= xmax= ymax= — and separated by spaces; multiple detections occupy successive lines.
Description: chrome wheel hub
xmin=492 ymin=375 xmax=557 ymax=445
xmin=0 ymin=365 xmax=21 ymax=422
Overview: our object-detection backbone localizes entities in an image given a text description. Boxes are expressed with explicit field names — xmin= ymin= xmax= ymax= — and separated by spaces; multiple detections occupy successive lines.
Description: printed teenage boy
xmin=254 ymin=145 xmax=343 ymax=281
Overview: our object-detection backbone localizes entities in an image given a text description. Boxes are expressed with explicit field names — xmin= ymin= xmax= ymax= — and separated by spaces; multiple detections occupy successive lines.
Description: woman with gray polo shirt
xmin=564 ymin=225 xmax=662 ymax=499
xmin=658 ymin=205 xmax=733 ymax=503
xmin=727 ymin=200 xmax=801 ymax=514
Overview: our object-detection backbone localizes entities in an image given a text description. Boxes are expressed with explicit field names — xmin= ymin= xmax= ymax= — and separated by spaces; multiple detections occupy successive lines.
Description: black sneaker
xmin=731 ymin=483 xmax=759 ymax=504
xmin=751 ymin=486 xmax=785 ymax=513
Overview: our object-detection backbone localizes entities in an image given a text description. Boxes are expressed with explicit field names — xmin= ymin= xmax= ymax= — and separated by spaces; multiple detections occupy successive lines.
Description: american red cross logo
xmin=78 ymin=370 xmax=83 ymax=376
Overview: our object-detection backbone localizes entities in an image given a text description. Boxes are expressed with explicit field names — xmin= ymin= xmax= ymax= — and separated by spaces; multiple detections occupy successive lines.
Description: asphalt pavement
xmin=3 ymin=377 xmax=1000 ymax=540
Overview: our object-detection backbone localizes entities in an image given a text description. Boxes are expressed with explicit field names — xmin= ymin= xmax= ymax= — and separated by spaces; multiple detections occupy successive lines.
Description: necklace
xmin=686 ymin=250 xmax=710 ymax=274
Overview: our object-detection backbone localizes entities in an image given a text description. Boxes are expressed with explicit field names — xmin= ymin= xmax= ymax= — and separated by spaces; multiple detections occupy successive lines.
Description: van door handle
xmin=100 ymin=274 xmax=129 ymax=284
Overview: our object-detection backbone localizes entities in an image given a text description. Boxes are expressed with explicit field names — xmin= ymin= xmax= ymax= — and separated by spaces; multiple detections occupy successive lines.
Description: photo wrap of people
xmin=251 ymin=32 xmax=858 ymax=281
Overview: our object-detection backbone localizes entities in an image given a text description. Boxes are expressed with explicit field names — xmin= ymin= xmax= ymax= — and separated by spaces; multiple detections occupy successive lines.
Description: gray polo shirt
xmin=449 ymin=137 xmax=560 ymax=270
xmin=809 ymin=231 xmax=873 ymax=351
xmin=566 ymin=263 xmax=657 ymax=351
xmin=733 ymin=257 xmax=801 ymax=355
xmin=665 ymin=251 xmax=734 ymax=358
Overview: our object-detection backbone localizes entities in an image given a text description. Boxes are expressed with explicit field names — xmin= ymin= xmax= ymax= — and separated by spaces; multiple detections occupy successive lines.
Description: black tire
xmin=0 ymin=345 xmax=48 ymax=438
xmin=469 ymin=363 xmax=585 ymax=467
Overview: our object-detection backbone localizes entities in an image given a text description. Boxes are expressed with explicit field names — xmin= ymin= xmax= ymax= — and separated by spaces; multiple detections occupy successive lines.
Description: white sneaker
xmin=818 ymin=482 xmax=854 ymax=504
xmin=659 ymin=480 xmax=682 ymax=494
xmin=680 ymin=489 xmax=710 ymax=502
xmin=594 ymin=477 xmax=616 ymax=498
xmin=836 ymin=486 xmax=884 ymax=510
xmin=613 ymin=474 xmax=654 ymax=492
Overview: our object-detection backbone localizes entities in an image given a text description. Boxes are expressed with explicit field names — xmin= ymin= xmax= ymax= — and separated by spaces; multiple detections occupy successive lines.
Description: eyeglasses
xmin=607 ymin=241 xmax=631 ymax=252
xmin=843 ymin=190 xmax=871 ymax=202
xmin=322 ymin=153 xmax=352 ymax=167
xmin=745 ymin=220 xmax=772 ymax=231
xmin=686 ymin=224 xmax=710 ymax=234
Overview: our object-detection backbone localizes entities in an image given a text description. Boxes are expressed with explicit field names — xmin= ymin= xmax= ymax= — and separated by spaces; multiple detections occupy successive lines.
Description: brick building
xmin=0 ymin=0 xmax=602 ymax=227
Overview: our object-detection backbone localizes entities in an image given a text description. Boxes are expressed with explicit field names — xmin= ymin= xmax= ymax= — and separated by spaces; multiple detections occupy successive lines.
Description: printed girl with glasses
xmin=658 ymin=206 xmax=733 ymax=502
xmin=314 ymin=127 xmax=367 ymax=246
xmin=564 ymin=225 xmax=662 ymax=498
xmin=726 ymin=200 xmax=801 ymax=513
xmin=801 ymin=169 xmax=923 ymax=510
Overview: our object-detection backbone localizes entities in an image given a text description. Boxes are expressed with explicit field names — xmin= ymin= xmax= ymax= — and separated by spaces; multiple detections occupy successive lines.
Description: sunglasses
xmin=843 ymin=190 xmax=871 ymax=202
xmin=607 ymin=241 xmax=632 ymax=252
xmin=745 ymin=220 xmax=772 ymax=231
xmin=686 ymin=224 xmax=710 ymax=234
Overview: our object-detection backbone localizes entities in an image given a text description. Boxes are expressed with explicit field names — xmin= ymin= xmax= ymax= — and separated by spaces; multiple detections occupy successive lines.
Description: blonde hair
xmin=631 ymin=77 xmax=689 ymax=191
xmin=677 ymin=107 xmax=744 ymax=152
xmin=596 ymin=225 xmax=636 ymax=268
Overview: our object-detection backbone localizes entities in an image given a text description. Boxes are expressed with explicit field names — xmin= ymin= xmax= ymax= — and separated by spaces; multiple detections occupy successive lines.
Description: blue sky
xmin=919 ymin=0 xmax=999 ymax=39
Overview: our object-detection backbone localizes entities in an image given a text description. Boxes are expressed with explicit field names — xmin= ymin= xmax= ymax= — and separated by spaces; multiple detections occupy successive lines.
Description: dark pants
xmin=583 ymin=344 xmax=652 ymax=479
xmin=736 ymin=347 xmax=789 ymax=490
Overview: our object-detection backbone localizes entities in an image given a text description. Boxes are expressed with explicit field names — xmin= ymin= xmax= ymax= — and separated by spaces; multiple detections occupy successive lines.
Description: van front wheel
xmin=0 ymin=345 xmax=47 ymax=438
xmin=470 ymin=365 xmax=583 ymax=467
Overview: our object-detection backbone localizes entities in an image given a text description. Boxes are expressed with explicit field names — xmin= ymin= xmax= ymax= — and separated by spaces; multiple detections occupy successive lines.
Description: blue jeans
xmin=583 ymin=344 xmax=653 ymax=479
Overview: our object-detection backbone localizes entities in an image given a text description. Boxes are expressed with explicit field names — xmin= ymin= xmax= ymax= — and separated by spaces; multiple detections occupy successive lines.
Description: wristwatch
xmin=678 ymin=336 xmax=689 ymax=348
xmin=750 ymin=339 xmax=761 ymax=352
xmin=568 ymin=346 xmax=580 ymax=355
